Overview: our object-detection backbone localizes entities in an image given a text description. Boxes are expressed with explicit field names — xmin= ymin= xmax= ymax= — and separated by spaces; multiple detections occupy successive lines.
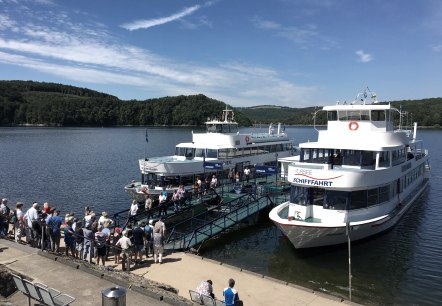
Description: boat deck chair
xmin=11 ymin=273 xmax=31 ymax=306
xmin=189 ymin=290 xmax=203 ymax=304
xmin=213 ymin=299 xmax=226 ymax=306
xmin=35 ymin=283 xmax=76 ymax=306
xmin=201 ymin=294 xmax=216 ymax=306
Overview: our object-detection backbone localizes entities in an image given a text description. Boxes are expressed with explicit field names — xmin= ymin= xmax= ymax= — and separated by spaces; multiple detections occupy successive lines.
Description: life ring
xmin=349 ymin=121 xmax=359 ymax=131
xmin=245 ymin=135 xmax=250 ymax=143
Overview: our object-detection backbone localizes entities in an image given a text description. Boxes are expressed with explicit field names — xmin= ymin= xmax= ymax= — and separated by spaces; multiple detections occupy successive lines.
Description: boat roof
xmin=322 ymin=103 xmax=396 ymax=111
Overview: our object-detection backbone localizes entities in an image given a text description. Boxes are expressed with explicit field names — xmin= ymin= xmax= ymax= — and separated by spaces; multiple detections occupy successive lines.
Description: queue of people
xmin=0 ymin=197 xmax=169 ymax=271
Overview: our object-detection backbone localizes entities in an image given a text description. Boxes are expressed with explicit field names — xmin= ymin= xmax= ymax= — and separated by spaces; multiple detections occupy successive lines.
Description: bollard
xmin=102 ymin=287 xmax=126 ymax=306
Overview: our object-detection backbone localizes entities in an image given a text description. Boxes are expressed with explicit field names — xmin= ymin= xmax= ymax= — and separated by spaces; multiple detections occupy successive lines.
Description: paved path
xmin=132 ymin=252 xmax=353 ymax=306
xmin=0 ymin=239 xmax=176 ymax=306
xmin=1 ymin=237 xmax=357 ymax=306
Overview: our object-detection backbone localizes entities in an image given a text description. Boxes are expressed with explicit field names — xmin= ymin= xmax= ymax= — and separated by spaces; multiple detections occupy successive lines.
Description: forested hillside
xmin=0 ymin=80 xmax=251 ymax=126
xmin=0 ymin=80 xmax=440 ymax=127
xmin=239 ymin=99 xmax=442 ymax=127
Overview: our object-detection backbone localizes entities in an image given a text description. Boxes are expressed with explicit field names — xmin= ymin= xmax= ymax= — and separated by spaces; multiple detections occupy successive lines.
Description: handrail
xmin=165 ymin=195 xmax=272 ymax=251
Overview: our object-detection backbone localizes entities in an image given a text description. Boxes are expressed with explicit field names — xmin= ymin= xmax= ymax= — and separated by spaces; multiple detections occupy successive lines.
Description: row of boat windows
xmin=327 ymin=109 xmax=391 ymax=122
xmin=300 ymin=147 xmax=407 ymax=167
xmin=175 ymin=143 xmax=293 ymax=159
xmin=206 ymin=123 xmax=239 ymax=134
xmin=291 ymin=164 xmax=424 ymax=210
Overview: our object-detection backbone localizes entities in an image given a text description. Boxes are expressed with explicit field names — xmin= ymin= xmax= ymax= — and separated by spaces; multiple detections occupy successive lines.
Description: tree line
xmin=0 ymin=81 xmax=251 ymax=126
xmin=0 ymin=80 xmax=440 ymax=127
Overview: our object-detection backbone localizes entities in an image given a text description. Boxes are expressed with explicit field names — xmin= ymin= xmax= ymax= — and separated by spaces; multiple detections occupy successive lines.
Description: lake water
xmin=1 ymin=126 xmax=441 ymax=305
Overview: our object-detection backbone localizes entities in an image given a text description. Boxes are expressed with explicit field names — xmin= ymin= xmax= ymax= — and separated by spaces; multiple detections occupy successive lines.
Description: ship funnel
xmin=277 ymin=123 xmax=281 ymax=134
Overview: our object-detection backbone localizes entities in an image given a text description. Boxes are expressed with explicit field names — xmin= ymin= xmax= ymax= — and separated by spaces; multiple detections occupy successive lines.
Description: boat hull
xmin=270 ymin=179 xmax=429 ymax=248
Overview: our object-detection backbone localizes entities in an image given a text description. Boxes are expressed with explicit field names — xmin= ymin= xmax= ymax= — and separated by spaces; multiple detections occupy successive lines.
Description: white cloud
xmin=121 ymin=5 xmax=201 ymax=31
xmin=252 ymin=17 xmax=337 ymax=50
xmin=356 ymin=50 xmax=373 ymax=63
xmin=0 ymin=3 xmax=318 ymax=107
xmin=432 ymin=44 xmax=442 ymax=52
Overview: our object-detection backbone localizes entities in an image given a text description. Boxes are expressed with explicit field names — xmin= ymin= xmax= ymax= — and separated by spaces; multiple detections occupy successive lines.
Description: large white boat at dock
xmin=125 ymin=108 xmax=295 ymax=202
xmin=269 ymin=89 xmax=431 ymax=248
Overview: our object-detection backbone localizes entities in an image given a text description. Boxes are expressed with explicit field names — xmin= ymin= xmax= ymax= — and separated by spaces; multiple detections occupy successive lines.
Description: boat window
xmin=290 ymin=186 xmax=309 ymax=205
xmin=367 ymin=188 xmax=379 ymax=206
xmin=378 ymin=151 xmax=390 ymax=167
xmin=194 ymin=148 xmax=205 ymax=158
xmin=185 ymin=148 xmax=194 ymax=158
xmin=342 ymin=150 xmax=361 ymax=166
xmin=347 ymin=110 xmax=361 ymax=120
xmin=243 ymin=147 xmax=251 ymax=156
xmin=338 ymin=111 xmax=348 ymax=121
xmin=379 ymin=185 xmax=390 ymax=203
xmin=206 ymin=124 xmax=218 ymax=133
xmin=350 ymin=190 xmax=367 ymax=209
xmin=371 ymin=110 xmax=385 ymax=121
xmin=392 ymin=148 xmax=406 ymax=166
xmin=328 ymin=111 xmax=338 ymax=121
xmin=206 ymin=149 xmax=218 ymax=158
xmin=324 ymin=190 xmax=348 ymax=210
xmin=312 ymin=188 xmax=325 ymax=206
xmin=175 ymin=147 xmax=184 ymax=156
xmin=219 ymin=148 xmax=235 ymax=159
xmin=361 ymin=151 xmax=375 ymax=166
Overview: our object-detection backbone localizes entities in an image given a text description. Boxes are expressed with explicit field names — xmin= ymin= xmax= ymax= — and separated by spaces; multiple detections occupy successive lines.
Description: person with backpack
xmin=144 ymin=219 xmax=154 ymax=257
xmin=0 ymin=198 xmax=10 ymax=237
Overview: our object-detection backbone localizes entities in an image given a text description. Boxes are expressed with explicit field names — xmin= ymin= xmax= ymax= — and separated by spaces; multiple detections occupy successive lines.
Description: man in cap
xmin=116 ymin=230 xmax=132 ymax=271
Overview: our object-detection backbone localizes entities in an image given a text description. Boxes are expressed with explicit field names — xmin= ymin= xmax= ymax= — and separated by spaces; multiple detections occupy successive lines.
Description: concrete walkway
xmin=132 ymin=252 xmax=353 ymax=306
xmin=1 ymin=237 xmax=357 ymax=306
xmin=0 ymin=239 xmax=181 ymax=306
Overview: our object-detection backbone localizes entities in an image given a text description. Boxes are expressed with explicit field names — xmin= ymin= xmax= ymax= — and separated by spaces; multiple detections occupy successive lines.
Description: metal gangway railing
xmin=111 ymin=188 xmax=222 ymax=231
xmin=164 ymin=194 xmax=274 ymax=251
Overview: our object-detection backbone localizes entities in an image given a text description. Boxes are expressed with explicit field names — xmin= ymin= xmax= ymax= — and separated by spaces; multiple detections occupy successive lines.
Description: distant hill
xmin=0 ymin=80 xmax=440 ymax=127
xmin=0 ymin=80 xmax=251 ymax=127
xmin=239 ymin=99 xmax=442 ymax=127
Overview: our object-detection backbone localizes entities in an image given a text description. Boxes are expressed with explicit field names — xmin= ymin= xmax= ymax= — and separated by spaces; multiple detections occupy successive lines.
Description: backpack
xmin=144 ymin=225 xmax=153 ymax=240
xmin=9 ymin=210 xmax=17 ymax=224
xmin=4 ymin=205 xmax=10 ymax=217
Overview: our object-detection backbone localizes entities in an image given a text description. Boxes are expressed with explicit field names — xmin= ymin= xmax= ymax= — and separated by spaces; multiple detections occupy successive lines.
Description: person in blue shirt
xmin=47 ymin=210 xmax=63 ymax=253
xmin=223 ymin=278 xmax=239 ymax=306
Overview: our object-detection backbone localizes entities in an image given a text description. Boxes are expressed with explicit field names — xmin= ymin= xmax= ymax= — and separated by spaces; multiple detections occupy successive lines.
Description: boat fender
xmin=245 ymin=135 xmax=250 ymax=143
xmin=349 ymin=121 xmax=359 ymax=131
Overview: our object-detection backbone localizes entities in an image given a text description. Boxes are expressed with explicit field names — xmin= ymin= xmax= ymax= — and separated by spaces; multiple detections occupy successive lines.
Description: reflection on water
xmin=1 ymin=127 xmax=441 ymax=305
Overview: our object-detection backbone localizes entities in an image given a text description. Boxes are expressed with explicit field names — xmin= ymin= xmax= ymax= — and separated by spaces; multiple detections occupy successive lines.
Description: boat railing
xmin=112 ymin=189 xmax=220 ymax=230
xmin=165 ymin=194 xmax=273 ymax=251
xmin=251 ymin=132 xmax=286 ymax=139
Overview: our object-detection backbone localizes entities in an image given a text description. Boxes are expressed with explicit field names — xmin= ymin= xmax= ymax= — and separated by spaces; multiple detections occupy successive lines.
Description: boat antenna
xmin=313 ymin=107 xmax=320 ymax=133
xmin=144 ymin=128 xmax=149 ymax=161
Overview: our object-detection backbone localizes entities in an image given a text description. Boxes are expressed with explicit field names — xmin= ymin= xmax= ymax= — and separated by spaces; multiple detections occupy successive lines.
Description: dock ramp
xmin=165 ymin=194 xmax=273 ymax=251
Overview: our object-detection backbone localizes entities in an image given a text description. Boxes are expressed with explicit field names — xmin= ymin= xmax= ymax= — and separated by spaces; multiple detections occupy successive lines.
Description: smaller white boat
xmin=125 ymin=108 xmax=295 ymax=202
xmin=269 ymin=89 xmax=431 ymax=248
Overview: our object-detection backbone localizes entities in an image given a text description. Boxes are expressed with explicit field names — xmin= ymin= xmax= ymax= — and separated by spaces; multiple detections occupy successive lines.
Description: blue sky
xmin=0 ymin=0 xmax=441 ymax=107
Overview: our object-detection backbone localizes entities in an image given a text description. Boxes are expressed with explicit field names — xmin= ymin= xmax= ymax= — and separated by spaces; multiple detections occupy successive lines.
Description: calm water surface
xmin=1 ymin=126 xmax=441 ymax=305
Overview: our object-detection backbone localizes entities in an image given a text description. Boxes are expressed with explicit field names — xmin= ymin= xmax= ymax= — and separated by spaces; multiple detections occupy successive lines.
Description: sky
xmin=0 ymin=0 xmax=441 ymax=107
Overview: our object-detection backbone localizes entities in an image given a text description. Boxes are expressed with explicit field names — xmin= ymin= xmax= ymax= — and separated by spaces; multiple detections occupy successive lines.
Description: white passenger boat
xmin=269 ymin=90 xmax=431 ymax=248
xmin=125 ymin=108 xmax=295 ymax=202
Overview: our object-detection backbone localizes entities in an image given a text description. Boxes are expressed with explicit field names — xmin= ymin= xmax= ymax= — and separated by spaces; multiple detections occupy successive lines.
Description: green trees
xmin=0 ymin=81 xmax=251 ymax=127
xmin=0 ymin=80 xmax=440 ymax=127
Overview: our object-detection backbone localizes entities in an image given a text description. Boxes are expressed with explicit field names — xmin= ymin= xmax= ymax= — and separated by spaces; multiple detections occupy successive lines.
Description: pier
xmin=0 ymin=238 xmax=355 ymax=306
